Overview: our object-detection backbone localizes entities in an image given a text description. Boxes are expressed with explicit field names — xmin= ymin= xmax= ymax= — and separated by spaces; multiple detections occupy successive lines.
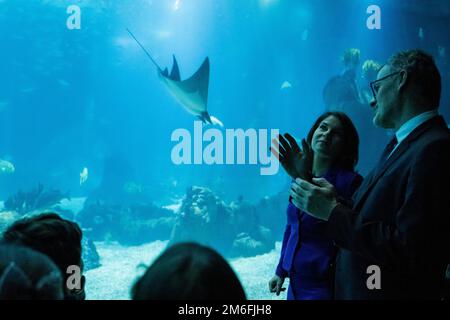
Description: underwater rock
xmin=230 ymin=198 xmax=274 ymax=250
xmin=170 ymin=186 xmax=275 ymax=258
xmin=169 ymin=186 xmax=235 ymax=256
xmin=81 ymin=237 xmax=101 ymax=271
xmin=76 ymin=200 xmax=175 ymax=245
xmin=0 ymin=210 xmax=21 ymax=234
xmin=76 ymin=185 xmax=282 ymax=255
xmin=230 ymin=232 xmax=271 ymax=257
xmin=113 ymin=215 xmax=175 ymax=245
xmin=51 ymin=205 xmax=78 ymax=221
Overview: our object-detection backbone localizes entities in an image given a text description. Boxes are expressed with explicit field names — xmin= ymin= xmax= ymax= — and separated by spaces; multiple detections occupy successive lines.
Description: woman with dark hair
xmin=132 ymin=242 xmax=246 ymax=300
xmin=2 ymin=213 xmax=85 ymax=300
xmin=0 ymin=244 xmax=64 ymax=300
xmin=269 ymin=111 xmax=363 ymax=300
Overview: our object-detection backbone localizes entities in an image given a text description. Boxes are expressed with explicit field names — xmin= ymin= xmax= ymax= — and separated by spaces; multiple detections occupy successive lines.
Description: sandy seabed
xmin=84 ymin=240 xmax=288 ymax=300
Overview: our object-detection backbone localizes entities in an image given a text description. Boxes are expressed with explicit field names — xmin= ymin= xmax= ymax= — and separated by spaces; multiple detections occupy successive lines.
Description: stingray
xmin=127 ymin=29 xmax=222 ymax=126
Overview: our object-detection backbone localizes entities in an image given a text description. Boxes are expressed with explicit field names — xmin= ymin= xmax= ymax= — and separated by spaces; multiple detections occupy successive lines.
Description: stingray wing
xmin=159 ymin=57 xmax=210 ymax=115
xmin=177 ymin=57 xmax=209 ymax=105
xmin=169 ymin=55 xmax=181 ymax=81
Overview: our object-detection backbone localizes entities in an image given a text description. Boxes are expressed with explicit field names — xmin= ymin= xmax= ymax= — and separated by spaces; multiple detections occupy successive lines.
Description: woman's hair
xmin=132 ymin=242 xmax=246 ymax=300
xmin=2 ymin=213 xmax=84 ymax=299
xmin=0 ymin=244 xmax=63 ymax=300
xmin=306 ymin=111 xmax=359 ymax=171
xmin=2 ymin=213 xmax=82 ymax=275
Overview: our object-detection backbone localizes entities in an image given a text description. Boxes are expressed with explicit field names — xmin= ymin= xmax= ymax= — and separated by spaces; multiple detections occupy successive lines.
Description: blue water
xmin=0 ymin=0 xmax=449 ymax=300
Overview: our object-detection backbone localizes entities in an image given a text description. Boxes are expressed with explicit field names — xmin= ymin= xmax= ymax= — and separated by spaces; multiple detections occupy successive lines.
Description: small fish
xmin=0 ymin=159 xmax=15 ymax=174
xmin=280 ymin=81 xmax=292 ymax=90
xmin=80 ymin=167 xmax=88 ymax=186
xmin=418 ymin=27 xmax=424 ymax=40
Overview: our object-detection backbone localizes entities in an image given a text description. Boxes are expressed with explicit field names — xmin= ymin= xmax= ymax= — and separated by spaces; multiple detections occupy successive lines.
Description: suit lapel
xmin=354 ymin=141 xmax=410 ymax=209
xmin=353 ymin=116 xmax=445 ymax=209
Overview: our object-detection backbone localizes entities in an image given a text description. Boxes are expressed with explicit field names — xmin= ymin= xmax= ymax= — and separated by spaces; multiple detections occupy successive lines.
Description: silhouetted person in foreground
xmin=2 ymin=213 xmax=85 ymax=300
xmin=0 ymin=244 xmax=63 ymax=300
xmin=132 ymin=242 xmax=246 ymax=300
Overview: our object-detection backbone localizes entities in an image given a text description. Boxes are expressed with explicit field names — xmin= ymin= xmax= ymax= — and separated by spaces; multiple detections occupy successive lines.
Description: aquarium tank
xmin=0 ymin=0 xmax=449 ymax=300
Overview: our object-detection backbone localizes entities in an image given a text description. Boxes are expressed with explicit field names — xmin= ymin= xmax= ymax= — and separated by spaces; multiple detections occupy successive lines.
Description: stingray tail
xmin=198 ymin=112 xmax=223 ymax=127
xmin=198 ymin=112 xmax=210 ymax=124
xmin=126 ymin=28 xmax=162 ymax=71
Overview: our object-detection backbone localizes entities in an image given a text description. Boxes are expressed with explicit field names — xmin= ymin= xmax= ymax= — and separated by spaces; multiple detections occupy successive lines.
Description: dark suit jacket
xmin=327 ymin=115 xmax=450 ymax=299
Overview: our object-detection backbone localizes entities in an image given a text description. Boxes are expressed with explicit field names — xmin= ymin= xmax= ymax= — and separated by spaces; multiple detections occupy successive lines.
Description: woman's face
xmin=311 ymin=115 xmax=345 ymax=161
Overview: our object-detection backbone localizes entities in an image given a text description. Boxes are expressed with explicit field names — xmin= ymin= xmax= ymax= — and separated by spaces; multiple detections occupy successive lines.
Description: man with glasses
xmin=289 ymin=50 xmax=450 ymax=299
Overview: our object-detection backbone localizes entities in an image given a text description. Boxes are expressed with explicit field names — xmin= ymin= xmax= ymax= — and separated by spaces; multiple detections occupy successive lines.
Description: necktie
xmin=353 ymin=136 xmax=398 ymax=206
xmin=380 ymin=136 xmax=398 ymax=163
xmin=371 ymin=136 xmax=398 ymax=178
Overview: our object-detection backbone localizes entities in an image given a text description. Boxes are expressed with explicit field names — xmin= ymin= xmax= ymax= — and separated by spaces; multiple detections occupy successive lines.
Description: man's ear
xmin=397 ymin=70 xmax=408 ymax=92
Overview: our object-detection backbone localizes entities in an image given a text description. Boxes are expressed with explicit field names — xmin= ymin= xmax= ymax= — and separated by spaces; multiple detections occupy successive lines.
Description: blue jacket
xmin=275 ymin=167 xmax=362 ymax=300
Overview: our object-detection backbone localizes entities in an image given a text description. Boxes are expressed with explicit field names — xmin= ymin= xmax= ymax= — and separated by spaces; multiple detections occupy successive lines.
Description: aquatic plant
xmin=3 ymin=183 xmax=70 ymax=215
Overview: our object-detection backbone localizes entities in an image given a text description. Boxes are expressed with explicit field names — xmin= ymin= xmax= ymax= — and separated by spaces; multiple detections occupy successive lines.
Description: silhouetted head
xmin=132 ymin=242 xmax=246 ymax=300
xmin=342 ymin=48 xmax=361 ymax=70
xmin=307 ymin=111 xmax=359 ymax=171
xmin=369 ymin=50 xmax=441 ymax=129
xmin=0 ymin=244 xmax=63 ymax=300
xmin=2 ymin=213 xmax=85 ymax=300
xmin=362 ymin=59 xmax=381 ymax=82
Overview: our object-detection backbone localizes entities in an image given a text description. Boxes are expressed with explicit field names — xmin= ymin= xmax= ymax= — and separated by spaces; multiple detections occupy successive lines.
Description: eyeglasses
xmin=369 ymin=71 xmax=402 ymax=101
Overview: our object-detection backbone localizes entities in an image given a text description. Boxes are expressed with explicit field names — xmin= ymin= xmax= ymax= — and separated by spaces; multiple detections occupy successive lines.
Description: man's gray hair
xmin=388 ymin=49 xmax=441 ymax=109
